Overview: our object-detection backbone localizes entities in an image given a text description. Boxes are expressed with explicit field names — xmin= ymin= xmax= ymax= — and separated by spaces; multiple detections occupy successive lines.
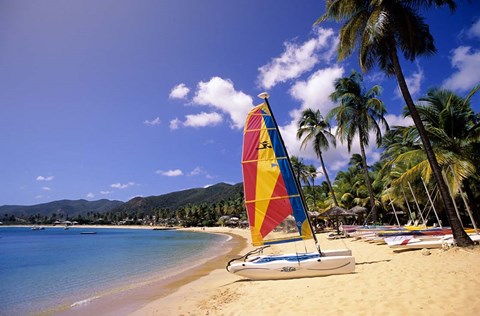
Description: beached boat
xmin=226 ymin=93 xmax=355 ymax=280
xmin=385 ymin=233 xmax=480 ymax=249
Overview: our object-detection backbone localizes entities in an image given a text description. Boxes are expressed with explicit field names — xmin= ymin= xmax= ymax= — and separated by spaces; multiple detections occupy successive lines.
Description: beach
xmin=130 ymin=227 xmax=480 ymax=316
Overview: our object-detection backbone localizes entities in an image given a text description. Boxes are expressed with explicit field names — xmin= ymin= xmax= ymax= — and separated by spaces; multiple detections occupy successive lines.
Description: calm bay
xmin=0 ymin=226 xmax=227 ymax=315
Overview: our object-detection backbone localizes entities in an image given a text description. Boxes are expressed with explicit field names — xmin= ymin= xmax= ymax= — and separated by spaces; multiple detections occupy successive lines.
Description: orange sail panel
xmin=242 ymin=102 xmax=313 ymax=246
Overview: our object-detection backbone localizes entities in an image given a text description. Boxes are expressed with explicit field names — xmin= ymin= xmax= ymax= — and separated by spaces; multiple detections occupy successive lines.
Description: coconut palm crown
xmin=327 ymin=70 xmax=388 ymax=222
xmin=316 ymin=0 xmax=473 ymax=246
xmin=297 ymin=108 xmax=339 ymax=206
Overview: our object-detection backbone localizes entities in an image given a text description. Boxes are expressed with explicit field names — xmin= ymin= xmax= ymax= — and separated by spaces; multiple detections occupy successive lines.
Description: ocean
xmin=0 ymin=226 xmax=228 ymax=316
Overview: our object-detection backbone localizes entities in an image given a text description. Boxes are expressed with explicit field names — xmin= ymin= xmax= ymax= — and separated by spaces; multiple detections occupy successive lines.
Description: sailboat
xmin=226 ymin=93 xmax=355 ymax=280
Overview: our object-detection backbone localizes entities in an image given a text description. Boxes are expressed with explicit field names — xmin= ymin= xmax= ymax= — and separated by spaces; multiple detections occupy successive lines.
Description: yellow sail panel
xmin=242 ymin=102 xmax=313 ymax=246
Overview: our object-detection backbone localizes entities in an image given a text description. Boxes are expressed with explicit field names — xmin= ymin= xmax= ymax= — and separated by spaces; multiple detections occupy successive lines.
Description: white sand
xmin=131 ymin=227 xmax=480 ymax=316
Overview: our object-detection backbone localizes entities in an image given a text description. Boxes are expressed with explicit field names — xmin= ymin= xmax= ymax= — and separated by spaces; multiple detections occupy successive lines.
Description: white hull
xmin=385 ymin=234 xmax=480 ymax=249
xmin=227 ymin=249 xmax=355 ymax=280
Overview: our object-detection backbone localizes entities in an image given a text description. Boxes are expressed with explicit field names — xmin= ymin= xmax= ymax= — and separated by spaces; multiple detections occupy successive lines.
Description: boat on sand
xmin=385 ymin=234 xmax=480 ymax=249
xmin=226 ymin=93 xmax=355 ymax=280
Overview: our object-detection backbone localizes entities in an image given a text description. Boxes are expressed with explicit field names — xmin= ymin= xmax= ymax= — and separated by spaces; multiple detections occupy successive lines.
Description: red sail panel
xmin=241 ymin=103 xmax=304 ymax=246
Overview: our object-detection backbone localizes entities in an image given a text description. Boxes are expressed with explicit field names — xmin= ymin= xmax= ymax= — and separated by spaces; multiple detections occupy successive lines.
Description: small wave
xmin=70 ymin=295 xmax=100 ymax=308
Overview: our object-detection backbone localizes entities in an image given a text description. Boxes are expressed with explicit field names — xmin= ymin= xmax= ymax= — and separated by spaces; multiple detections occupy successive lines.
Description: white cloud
xmin=36 ymin=175 xmax=54 ymax=181
xmin=192 ymin=77 xmax=254 ymax=129
xmin=189 ymin=166 xmax=204 ymax=176
xmin=277 ymin=66 xmax=350 ymax=177
xmin=289 ymin=66 xmax=344 ymax=115
xmin=110 ymin=182 xmax=135 ymax=189
xmin=184 ymin=112 xmax=223 ymax=128
xmin=169 ymin=83 xmax=190 ymax=99
xmin=443 ymin=46 xmax=480 ymax=92
xmin=169 ymin=112 xmax=223 ymax=129
xmin=169 ymin=118 xmax=181 ymax=130
xmin=42 ymin=186 xmax=51 ymax=191
xmin=100 ymin=190 xmax=113 ymax=195
xmin=282 ymin=67 xmax=401 ymax=180
xmin=156 ymin=169 xmax=184 ymax=177
xmin=365 ymin=72 xmax=386 ymax=84
xmin=187 ymin=166 xmax=213 ymax=178
xmin=86 ymin=192 xmax=95 ymax=198
xmin=257 ymin=27 xmax=337 ymax=89
xmin=144 ymin=117 xmax=161 ymax=126
xmin=395 ymin=65 xmax=424 ymax=99
xmin=467 ymin=18 xmax=480 ymax=39
xmin=385 ymin=114 xmax=413 ymax=128
xmin=272 ymin=66 xmax=344 ymax=176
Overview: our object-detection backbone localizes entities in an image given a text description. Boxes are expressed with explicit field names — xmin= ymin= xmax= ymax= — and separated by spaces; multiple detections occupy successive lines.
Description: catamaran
xmin=226 ymin=93 xmax=355 ymax=280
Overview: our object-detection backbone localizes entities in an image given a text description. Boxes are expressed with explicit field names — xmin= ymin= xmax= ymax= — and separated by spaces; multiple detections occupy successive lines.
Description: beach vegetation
xmin=302 ymin=85 xmax=480 ymax=230
xmin=327 ymin=70 xmax=389 ymax=223
xmin=316 ymin=0 xmax=473 ymax=246
xmin=297 ymin=108 xmax=339 ymax=206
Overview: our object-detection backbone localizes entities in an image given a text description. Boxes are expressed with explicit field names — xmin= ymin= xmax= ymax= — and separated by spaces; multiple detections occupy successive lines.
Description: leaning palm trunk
xmin=359 ymin=136 xmax=377 ymax=223
xmin=319 ymin=152 xmax=338 ymax=206
xmin=390 ymin=43 xmax=473 ymax=246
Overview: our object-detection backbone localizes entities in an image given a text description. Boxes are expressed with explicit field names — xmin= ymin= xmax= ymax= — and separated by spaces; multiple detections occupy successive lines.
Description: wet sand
xmin=52 ymin=227 xmax=247 ymax=316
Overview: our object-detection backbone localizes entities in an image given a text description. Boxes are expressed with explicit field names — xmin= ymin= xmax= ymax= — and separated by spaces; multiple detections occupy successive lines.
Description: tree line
xmin=1 ymin=193 xmax=247 ymax=227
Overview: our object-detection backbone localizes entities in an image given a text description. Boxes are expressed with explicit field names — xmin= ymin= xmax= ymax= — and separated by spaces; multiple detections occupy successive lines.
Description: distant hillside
xmin=0 ymin=199 xmax=124 ymax=219
xmin=111 ymin=182 xmax=244 ymax=215
xmin=0 ymin=182 xmax=244 ymax=220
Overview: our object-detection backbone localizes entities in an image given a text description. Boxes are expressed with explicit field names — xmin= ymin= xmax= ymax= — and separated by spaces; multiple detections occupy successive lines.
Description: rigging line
xmin=401 ymin=186 xmax=415 ymax=223
xmin=442 ymin=170 xmax=464 ymax=228
xmin=407 ymin=181 xmax=426 ymax=225
xmin=449 ymin=164 xmax=478 ymax=233
xmin=294 ymin=242 xmax=301 ymax=264
xmin=340 ymin=235 xmax=350 ymax=251
xmin=421 ymin=177 xmax=442 ymax=228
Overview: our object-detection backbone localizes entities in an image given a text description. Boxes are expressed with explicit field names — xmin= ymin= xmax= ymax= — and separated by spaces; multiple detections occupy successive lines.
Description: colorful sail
xmin=242 ymin=102 xmax=313 ymax=246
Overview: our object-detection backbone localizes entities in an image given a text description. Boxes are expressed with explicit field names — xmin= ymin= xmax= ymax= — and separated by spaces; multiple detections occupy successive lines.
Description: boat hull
xmin=385 ymin=234 xmax=480 ymax=249
xmin=228 ymin=250 xmax=355 ymax=280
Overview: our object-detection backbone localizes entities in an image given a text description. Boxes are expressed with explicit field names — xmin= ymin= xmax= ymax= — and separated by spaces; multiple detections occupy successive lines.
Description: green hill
xmin=0 ymin=199 xmax=124 ymax=219
xmin=111 ymin=182 xmax=244 ymax=215
xmin=0 ymin=182 xmax=244 ymax=220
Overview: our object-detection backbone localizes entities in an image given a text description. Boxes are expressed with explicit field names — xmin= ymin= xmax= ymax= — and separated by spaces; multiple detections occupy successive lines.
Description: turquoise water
xmin=0 ymin=227 xmax=227 ymax=316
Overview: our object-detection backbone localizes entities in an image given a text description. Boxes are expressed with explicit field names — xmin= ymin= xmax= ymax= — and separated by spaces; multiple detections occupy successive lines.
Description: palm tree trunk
xmin=359 ymin=136 xmax=377 ymax=223
xmin=319 ymin=152 xmax=338 ymax=206
xmin=389 ymin=43 xmax=473 ymax=246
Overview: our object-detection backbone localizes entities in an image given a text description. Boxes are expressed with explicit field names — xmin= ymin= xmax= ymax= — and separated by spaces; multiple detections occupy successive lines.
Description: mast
xmin=258 ymin=92 xmax=321 ymax=253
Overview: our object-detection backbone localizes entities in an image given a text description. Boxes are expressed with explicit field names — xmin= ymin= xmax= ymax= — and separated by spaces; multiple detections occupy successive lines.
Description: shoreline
xmin=7 ymin=225 xmax=480 ymax=315
xmin=4 ymin=224 xmax=176 ymax=230
xmin=131 ymin=229 xmax=480 ymax=316
xmin=52 ymin=227 xmax=248 ymax=316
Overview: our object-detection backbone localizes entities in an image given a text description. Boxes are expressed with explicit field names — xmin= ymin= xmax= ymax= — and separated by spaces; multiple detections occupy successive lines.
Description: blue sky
xmin=1 ymin=0 xmax=479 ymax=206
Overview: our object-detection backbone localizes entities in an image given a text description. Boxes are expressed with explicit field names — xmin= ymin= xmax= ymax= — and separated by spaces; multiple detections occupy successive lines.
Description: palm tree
xmin=317 ymin=0 xmax=473 ymax=246
xmin=407 ymin=86 xmax=480 ymax=225
xmin=297 ymin=108 xmax=339 ymax=206
xmin=327 ymin=71 xmax=388 ymax=223
xmin=290 ymin=156 xmax=311 ymax=187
